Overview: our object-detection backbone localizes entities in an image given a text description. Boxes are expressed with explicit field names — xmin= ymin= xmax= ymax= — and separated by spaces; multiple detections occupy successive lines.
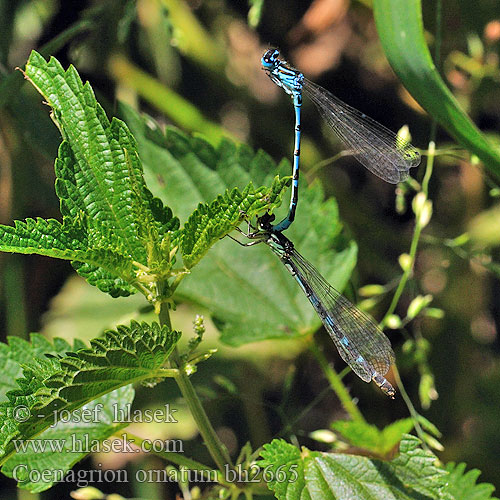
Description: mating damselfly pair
xmin=232 ymin=49 xmax=420 ymax=398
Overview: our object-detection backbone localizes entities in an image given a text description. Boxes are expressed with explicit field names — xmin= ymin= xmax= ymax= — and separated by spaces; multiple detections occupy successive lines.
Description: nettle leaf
xmin=0 ymin=334 xmax=85 ymax=402
xmin=183 ymin=185 xmax=356 ymax=347
xmin=17 ymin=51 xmax=180 ymax=297
xmin=118 ymin=103 xmax=289 ymax=268
xmin=119 ymin=103 xmax=357 ymax=347
xmin=0 ymin=321 xmax=180 ymax=465
xmin=331 ymin=418 xmax=414 ymax=456
xmin=2 ymin=386 xmax=134 ymax=493
xmin=212 ymin=187 xmax=356 ymax=346
xmin=118 ymin=103 xmax=286 ymax=222
xmin=181 ymin=176 xmax=289 ymax=268
xmin=443 ymin=462 xmax=498 ymax=500
xmin=258 ymin=435 xmax=449 ymax=500
xmin=0 ymin=218 xmax=83 ymax=258
xmin=0 ymin=217 xmax=140 ymax=295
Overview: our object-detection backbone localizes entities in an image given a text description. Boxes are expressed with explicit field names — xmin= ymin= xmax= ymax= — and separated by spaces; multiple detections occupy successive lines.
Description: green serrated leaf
xmin=0 ymin=218 xmax=86 ymax=259
xmin=48 ymin=321 xmax=180 ymax=400
xmin=21 ymin=51 xmax=180 ymax=297
xmin=332 ymin=418 xmax=414 ymax=456
xmin=0 ymin=334 xmax=82 ymax=402
xmin=258 ymin=439 xmax=308 ymax=500
xmin=0 ymin=321 xmax=180 ymax=465
xmin=2 ymin=386 xmax=134 ymax=492
xmin=117 ymin=104 xmax=359 ymax=347
xmin=259 ymin=435 xmax=449 ymax=500
xmin=180 ymin=175 xmax=290 ymax=268
xmin=180 ymin=187 xmax=356 ymax=347
xmin=118 ymin=102 xmax=287 ymax=223
xmin=0 ymin=217 xmax=139 ymax=298
xmin=443 ymin=462 xmax=499 ymax=500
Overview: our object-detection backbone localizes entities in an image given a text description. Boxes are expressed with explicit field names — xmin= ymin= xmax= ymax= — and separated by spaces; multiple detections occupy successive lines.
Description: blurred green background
xmin=1 ymin=0 xmax=500 ymax=498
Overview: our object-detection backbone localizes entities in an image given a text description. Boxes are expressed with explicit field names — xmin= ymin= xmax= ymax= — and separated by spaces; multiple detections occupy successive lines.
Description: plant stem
xmin=159 ymin=301 xmax=233 ymax=472
xmin=309 ymin=342 xmax=365 ymax=423
xmin=381 ymin=142 xmax=436 ymax=327
xmin=391 ymin=367 xmax=429 ymax=452
xmin=380 ymin=217 xmax=422 ymax=325
xmin=172 ymin=351 xmax=233 ymax=471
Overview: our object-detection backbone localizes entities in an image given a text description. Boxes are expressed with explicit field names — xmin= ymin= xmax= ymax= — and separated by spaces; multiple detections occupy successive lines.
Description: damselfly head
xmin=257 ymin=212 xmax=275 ymax=230
xmin=261 ymin=48 xmax=280 ymax=69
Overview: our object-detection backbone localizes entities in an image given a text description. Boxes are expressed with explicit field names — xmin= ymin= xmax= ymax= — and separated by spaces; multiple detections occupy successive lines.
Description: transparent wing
xmin=303 ymin=78 xmax=420 ymax=184
xmin=289 ymin=248 xmax=395 ymax=386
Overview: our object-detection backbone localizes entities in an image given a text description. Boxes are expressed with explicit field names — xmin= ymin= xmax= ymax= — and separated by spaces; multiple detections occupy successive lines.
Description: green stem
xmin=381 ymin=142 xmax=436 ymax=327
xmin=421 ymin=144 xmax=434 ymax=196
xmin=381 ymin=219 xmax=422 ymax=325
xmin=172 ymin=353 xmax=233 ymax=471
xmin=392 ymin=1 xmax=441 ymax=446
xmin=309 ymin=342 xmax=365 ymax=423
xmin=159 ymin=301 xmax=233 ymax=472
xmin=150 ymin=368 xmax=179 ymax=378
xmin=159 ymin=301 xmax=173 ymax=329
xmin=392 ymin=367 xmax=429 ymax=451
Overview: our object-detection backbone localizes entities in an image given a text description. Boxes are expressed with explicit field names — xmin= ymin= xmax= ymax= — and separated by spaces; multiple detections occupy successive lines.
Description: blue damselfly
xmin=232 ymin=213 xmax=396 ymax=398
xmin=261 ymin=48 xmax=421 ymax=232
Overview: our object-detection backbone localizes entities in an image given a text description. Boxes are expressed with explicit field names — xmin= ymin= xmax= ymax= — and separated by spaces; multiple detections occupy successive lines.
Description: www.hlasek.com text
xmin=13 ymin=434 xmax=183 ymax=454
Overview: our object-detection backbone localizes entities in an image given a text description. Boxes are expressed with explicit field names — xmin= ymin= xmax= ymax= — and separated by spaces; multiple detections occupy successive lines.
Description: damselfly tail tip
xmin=372 ymin=373 xmax=396 ymax=399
